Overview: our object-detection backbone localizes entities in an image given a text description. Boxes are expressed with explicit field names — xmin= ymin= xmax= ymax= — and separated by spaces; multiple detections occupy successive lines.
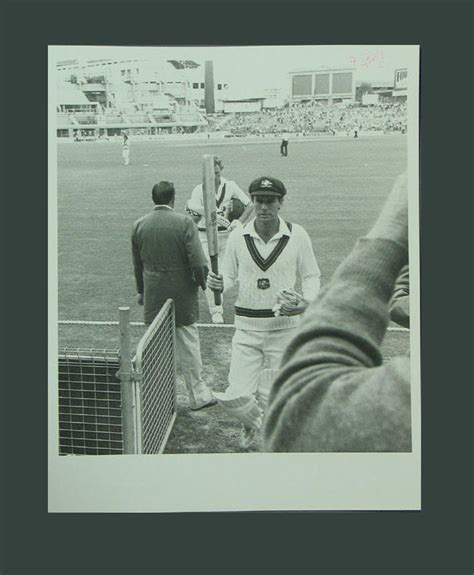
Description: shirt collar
xmin=216 ymin=177 xmax=227 ymax=191
xmin=243 ymin=217 xmax=291 ymax=240
xmin=154 ymin=205 xmax=174 ymax=211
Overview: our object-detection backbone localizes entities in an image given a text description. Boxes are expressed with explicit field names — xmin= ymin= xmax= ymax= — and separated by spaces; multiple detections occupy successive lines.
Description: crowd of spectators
xmin=60 ymin=100 xmax=407 ymax=141
xmin=222 ymin=101 xmax=407 ymax=136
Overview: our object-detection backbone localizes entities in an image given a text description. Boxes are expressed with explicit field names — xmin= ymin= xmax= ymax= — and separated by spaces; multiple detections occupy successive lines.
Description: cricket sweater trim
xmin=235 ymin=306 xmax=276 ymax=318
xmin=244 ymin=234 xmax=291 ymax=272
xmin=199 ymin=226 xmax=229 ymax=232
xmin=216 ymin=183 xmax=226 ymax=209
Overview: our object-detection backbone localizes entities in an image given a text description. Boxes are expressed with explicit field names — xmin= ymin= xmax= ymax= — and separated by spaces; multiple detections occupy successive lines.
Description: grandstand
xmin=221 ymin=100 xmax=407 ymax=137
xmin=55 ymin=58 xmax=408 ymax=140
xmin=55 ymin=58 xmax=209 ymax=140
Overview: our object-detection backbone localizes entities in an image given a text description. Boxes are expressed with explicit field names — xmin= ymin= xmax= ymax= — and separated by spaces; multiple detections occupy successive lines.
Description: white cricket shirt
xmin=190 ymin=177 xmax=250 ymax=231
xmin=222 ymin=218 xmax=321 ymax=331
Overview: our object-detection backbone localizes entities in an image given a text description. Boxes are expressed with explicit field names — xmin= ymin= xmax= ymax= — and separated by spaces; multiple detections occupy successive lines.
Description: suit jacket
xmin=132 ymin=206 xmax=208 ymax=326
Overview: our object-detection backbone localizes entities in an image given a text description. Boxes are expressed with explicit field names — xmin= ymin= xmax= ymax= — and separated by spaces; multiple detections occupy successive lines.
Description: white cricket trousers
xmin=223 ymin=327 xmax=299 ymax=400
xmin=199 ymin=230 xmax=229 ymax=316
xmin=175 ymin=324 xmax=214 ymax=408
xmin=122 ymin=148 xmax=130 ymax=165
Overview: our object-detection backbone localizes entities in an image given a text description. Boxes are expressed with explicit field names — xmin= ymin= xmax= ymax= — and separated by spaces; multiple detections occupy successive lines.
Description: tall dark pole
xmin=204 ymin=61 xmax=215 ymax=114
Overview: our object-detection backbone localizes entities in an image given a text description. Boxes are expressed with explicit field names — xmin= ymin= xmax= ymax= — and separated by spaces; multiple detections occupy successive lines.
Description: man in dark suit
xmin=131 ymin=181 xmax=217 ymax=410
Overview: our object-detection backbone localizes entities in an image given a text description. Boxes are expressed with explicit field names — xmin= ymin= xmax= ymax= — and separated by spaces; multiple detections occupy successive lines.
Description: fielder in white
xmin=207 ymin=176 xmax=321 ymax=449
xmin=186 ymin=156 xmax=254 ymax=323
xmin=122 ymin=131 xmax=130 ymax=165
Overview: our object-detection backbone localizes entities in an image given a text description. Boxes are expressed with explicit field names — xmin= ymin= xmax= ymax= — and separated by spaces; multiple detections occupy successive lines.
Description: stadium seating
xmin=105 ymin=112 xmax=124 ymax=124
xmin=57 ymin=100 xmax=407 ymax=139
xmin=124 ymin=113 xmax=150 ymax=124
xmin=75 ymin=112 xmax=97 ymax=125
xmin=57 ymin=113 xmax=76 ymax=126
xmin=223 ymin=101 xmax=407 ymax=135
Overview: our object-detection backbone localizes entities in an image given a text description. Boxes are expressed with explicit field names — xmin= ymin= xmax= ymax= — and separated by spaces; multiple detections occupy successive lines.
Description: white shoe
xmin=212 ymin=312 xmax=224 ymax=324
xmin=190 ymin=398 xmax=217 ymax=411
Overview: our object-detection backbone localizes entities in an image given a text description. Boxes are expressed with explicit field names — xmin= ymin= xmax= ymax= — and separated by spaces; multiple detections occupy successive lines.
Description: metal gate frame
xmin=130 ymin=299 xmax=177 ymax=454
xmin=58 ymin=302 xmax=177 ymax=455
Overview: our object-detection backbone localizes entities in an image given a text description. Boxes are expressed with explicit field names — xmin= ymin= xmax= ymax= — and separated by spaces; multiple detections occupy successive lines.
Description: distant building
xmin=55 ymin=58 xmax=214 ymax=138
xmin=221 ymin=97 xmax=265 ymax=114
xmin=289 ymin=67 xmax=356 ymax=104
xmin=393 ymin=68 xmax=408 ymax=101
xmin=262 ymin=88 xmax=285 ymax=109
xmin=56 ymin=58 xmax=231 ymax=113
xmin=355 ymin=72 xmax=408 ymax=104
xmin=357 ymin=80 xmax=394 ymax=104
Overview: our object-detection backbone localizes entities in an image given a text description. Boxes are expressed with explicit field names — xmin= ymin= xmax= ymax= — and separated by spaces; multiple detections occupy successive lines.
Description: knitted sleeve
xmin=263 ymin=238 xmax=412 ymax=452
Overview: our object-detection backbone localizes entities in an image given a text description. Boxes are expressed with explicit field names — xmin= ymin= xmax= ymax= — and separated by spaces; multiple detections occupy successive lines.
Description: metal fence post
xmin=119 ymin=306 xmax=137 ymax=454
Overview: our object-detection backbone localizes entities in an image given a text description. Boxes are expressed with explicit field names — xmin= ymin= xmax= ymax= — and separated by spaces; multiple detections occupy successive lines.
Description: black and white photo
xmin=49 ymin=44 xmax=420 ymax=512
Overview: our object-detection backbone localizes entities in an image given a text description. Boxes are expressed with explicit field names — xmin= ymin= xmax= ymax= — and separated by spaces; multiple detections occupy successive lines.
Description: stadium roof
xmin=167 ymin=60 xmax=200 ymax=70
xmin=57 ymin=59 xmax=79 ymax=67
xmin=289 ymin=66 xmax=355 ymax=74
xmin=222 ymin=97 xmax=265 ymax=102
xmin=57 ymin=82 xmax=90 ymax=105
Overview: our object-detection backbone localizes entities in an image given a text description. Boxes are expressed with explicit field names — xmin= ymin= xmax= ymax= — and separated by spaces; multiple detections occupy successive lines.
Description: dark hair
xmin=152 ymin=181 xmax=175 ymax=205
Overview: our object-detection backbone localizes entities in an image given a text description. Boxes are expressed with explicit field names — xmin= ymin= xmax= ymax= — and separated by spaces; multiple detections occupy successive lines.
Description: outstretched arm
xmin=263 ymin=173 xmax=412 ymax=452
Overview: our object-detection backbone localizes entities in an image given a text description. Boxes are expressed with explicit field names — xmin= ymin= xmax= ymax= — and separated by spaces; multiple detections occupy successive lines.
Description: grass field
xmin=56 ymin=135 xmax=408 ymax=453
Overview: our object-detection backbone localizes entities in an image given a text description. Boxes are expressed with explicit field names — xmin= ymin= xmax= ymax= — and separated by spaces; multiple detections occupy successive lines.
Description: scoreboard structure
xmin=289 ymin=68 xmax=355 ymax=104
xmin=393 ymin=68 xmax=408 ymax=100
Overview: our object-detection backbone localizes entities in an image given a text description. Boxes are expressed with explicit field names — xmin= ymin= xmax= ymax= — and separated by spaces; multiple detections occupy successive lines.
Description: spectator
xmin=131 ymin=181 xmax=217 ymax=411
xmin=223 ymin=101 xmax=407 ymax=136
xmin=263 ymin=172 xmax=411 ymax=452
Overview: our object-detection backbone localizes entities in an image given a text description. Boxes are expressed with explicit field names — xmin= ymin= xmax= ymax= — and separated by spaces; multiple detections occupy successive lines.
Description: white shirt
xmin=189 ymin=177 xmax=250 ymax=230
xmin=222 ymin=218 xmax=321 ymax=331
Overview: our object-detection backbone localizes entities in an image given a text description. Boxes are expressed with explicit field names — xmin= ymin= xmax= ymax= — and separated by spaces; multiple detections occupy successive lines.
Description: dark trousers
xmin=280 ymin=140 xmax=288 ymax=156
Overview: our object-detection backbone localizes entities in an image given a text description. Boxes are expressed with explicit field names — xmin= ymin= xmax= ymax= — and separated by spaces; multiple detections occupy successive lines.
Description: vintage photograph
xmin=49 ymin=44 xmax=420 ymax=511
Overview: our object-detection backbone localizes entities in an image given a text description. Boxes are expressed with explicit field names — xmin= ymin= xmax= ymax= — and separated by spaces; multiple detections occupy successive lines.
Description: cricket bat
xmin=202 ymin=154 xmax=221 ymax=305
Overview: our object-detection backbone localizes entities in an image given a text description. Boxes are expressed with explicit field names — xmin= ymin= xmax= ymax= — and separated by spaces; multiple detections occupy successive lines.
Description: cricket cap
xmin=248 ymin=176 xmax=287 ymax=198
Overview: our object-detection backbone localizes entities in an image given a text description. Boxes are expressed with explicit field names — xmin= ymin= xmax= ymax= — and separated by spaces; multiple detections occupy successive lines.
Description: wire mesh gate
xmin=58 ymin=300 xmax=177 ymax=455
xmin=58 ymin=349 xmax=123 ymax=455
xmin=134 ymin=300 xmax=177 ymax=454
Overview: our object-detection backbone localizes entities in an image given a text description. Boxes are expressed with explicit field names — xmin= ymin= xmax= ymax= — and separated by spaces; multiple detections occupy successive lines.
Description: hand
xmin=274 ymin=288 xmax=308 ymax=316
xmin=137 ymin=293 xmax=144 ymax=306
xmin=366 ymin=172 xmax=408 ymax=250
xmin=279 ymin=299 xmax=309 ymax=316
xmin=216 ymin=214 xmax=231 ymax=229
xmin=207 ymin=271 xmax=224 ymax=292
xmin=185 ymin=200 xmax=204 ymax=224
